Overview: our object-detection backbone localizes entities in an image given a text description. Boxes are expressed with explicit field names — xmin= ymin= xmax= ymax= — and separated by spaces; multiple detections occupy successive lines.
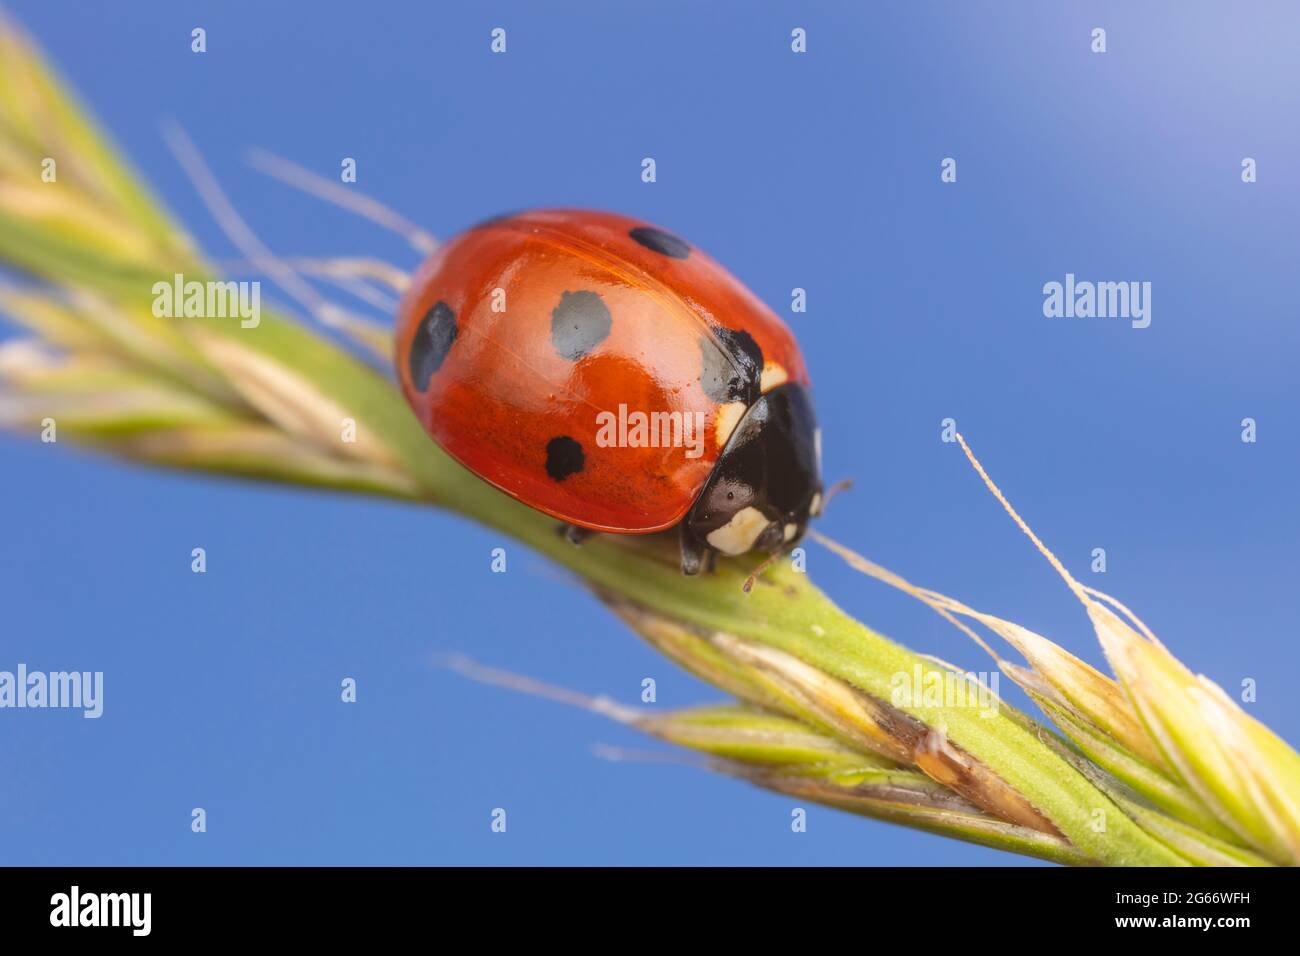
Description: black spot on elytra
xmin=700 ymin=326 xmax=763 ymax=404
xmin=551 ymin=290 xmax=612 ymax=361
xmin=545 ymin=436 xmax=585 ymax=481
xmin=409 ymin=301 xmax=457 ymax=391
xmin=630 ymin=226 xmax=690 ymax=260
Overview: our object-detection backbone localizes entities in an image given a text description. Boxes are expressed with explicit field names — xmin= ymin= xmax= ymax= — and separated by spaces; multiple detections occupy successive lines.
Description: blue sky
xmin=1 ymin=1 xmax=1297 ymax=865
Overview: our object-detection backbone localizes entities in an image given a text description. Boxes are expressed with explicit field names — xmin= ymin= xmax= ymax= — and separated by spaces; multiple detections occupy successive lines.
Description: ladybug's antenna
xmin=821 ymin=477 xmax=854 ymax=511
xmin=245 ymin=148 xmax=438 ymax=256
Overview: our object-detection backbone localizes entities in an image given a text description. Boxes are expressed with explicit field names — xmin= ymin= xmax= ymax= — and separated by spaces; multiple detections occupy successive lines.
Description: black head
xmin=683 ymin=382 xmax=823 ymax=567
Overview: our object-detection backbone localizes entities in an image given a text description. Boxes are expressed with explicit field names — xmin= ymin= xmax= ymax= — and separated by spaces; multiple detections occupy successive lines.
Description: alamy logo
xmin=595 ymin=404 xmax=706 ymax=459
xmin=890 ymin=665 xmax=1000 ymax=717
xmin=50 ymin=886 xmax=151 ymax=936
xmin=152 ymin=273 xmax=261 ymax=328
xmin=1043 ymin=273 xmax=1151 ymax=328
xmin=0 ymin=664 xmax=103 ymax=718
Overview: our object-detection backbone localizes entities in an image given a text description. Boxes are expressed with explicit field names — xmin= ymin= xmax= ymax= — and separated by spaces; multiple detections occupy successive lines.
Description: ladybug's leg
xmin=679 ymin=525 xmax=710 ymax=576
xmin=742 ymin=549 xmax=783 ymax=593
xmin=559 ymin=523 xmax=595 ymax=547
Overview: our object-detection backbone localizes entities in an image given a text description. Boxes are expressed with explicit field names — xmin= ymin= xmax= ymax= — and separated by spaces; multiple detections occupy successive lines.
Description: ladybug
xmin=395 ymin=209 xmax=823 ymax=577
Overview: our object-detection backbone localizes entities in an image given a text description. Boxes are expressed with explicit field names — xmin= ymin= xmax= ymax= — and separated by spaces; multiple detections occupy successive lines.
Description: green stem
xmin=0 ymin=22 xmax=1194 ymax=861
xmin=191 ymin=302 xmax=1188 ymax=865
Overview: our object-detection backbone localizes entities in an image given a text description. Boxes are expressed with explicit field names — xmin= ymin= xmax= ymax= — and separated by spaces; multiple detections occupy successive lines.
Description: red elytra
xmin=394 ymin=209 xmax=821 ymax=572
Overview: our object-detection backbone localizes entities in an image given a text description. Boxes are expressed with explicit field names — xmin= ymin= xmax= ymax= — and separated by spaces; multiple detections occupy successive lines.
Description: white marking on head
xmin=714 ymin=401 xmax=746 ymax=447
xmin=814 ymin=428 xmax=823 ymax=468
xmin=705 ymin=506 xmax=770 ymax=556
xmin=760 ymin=362 xmax=788 ymax=393
xmin=810 ymin=492 xmax=823 ymax=516
xmin=783 ymin=523 xmax=798 ymax=542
